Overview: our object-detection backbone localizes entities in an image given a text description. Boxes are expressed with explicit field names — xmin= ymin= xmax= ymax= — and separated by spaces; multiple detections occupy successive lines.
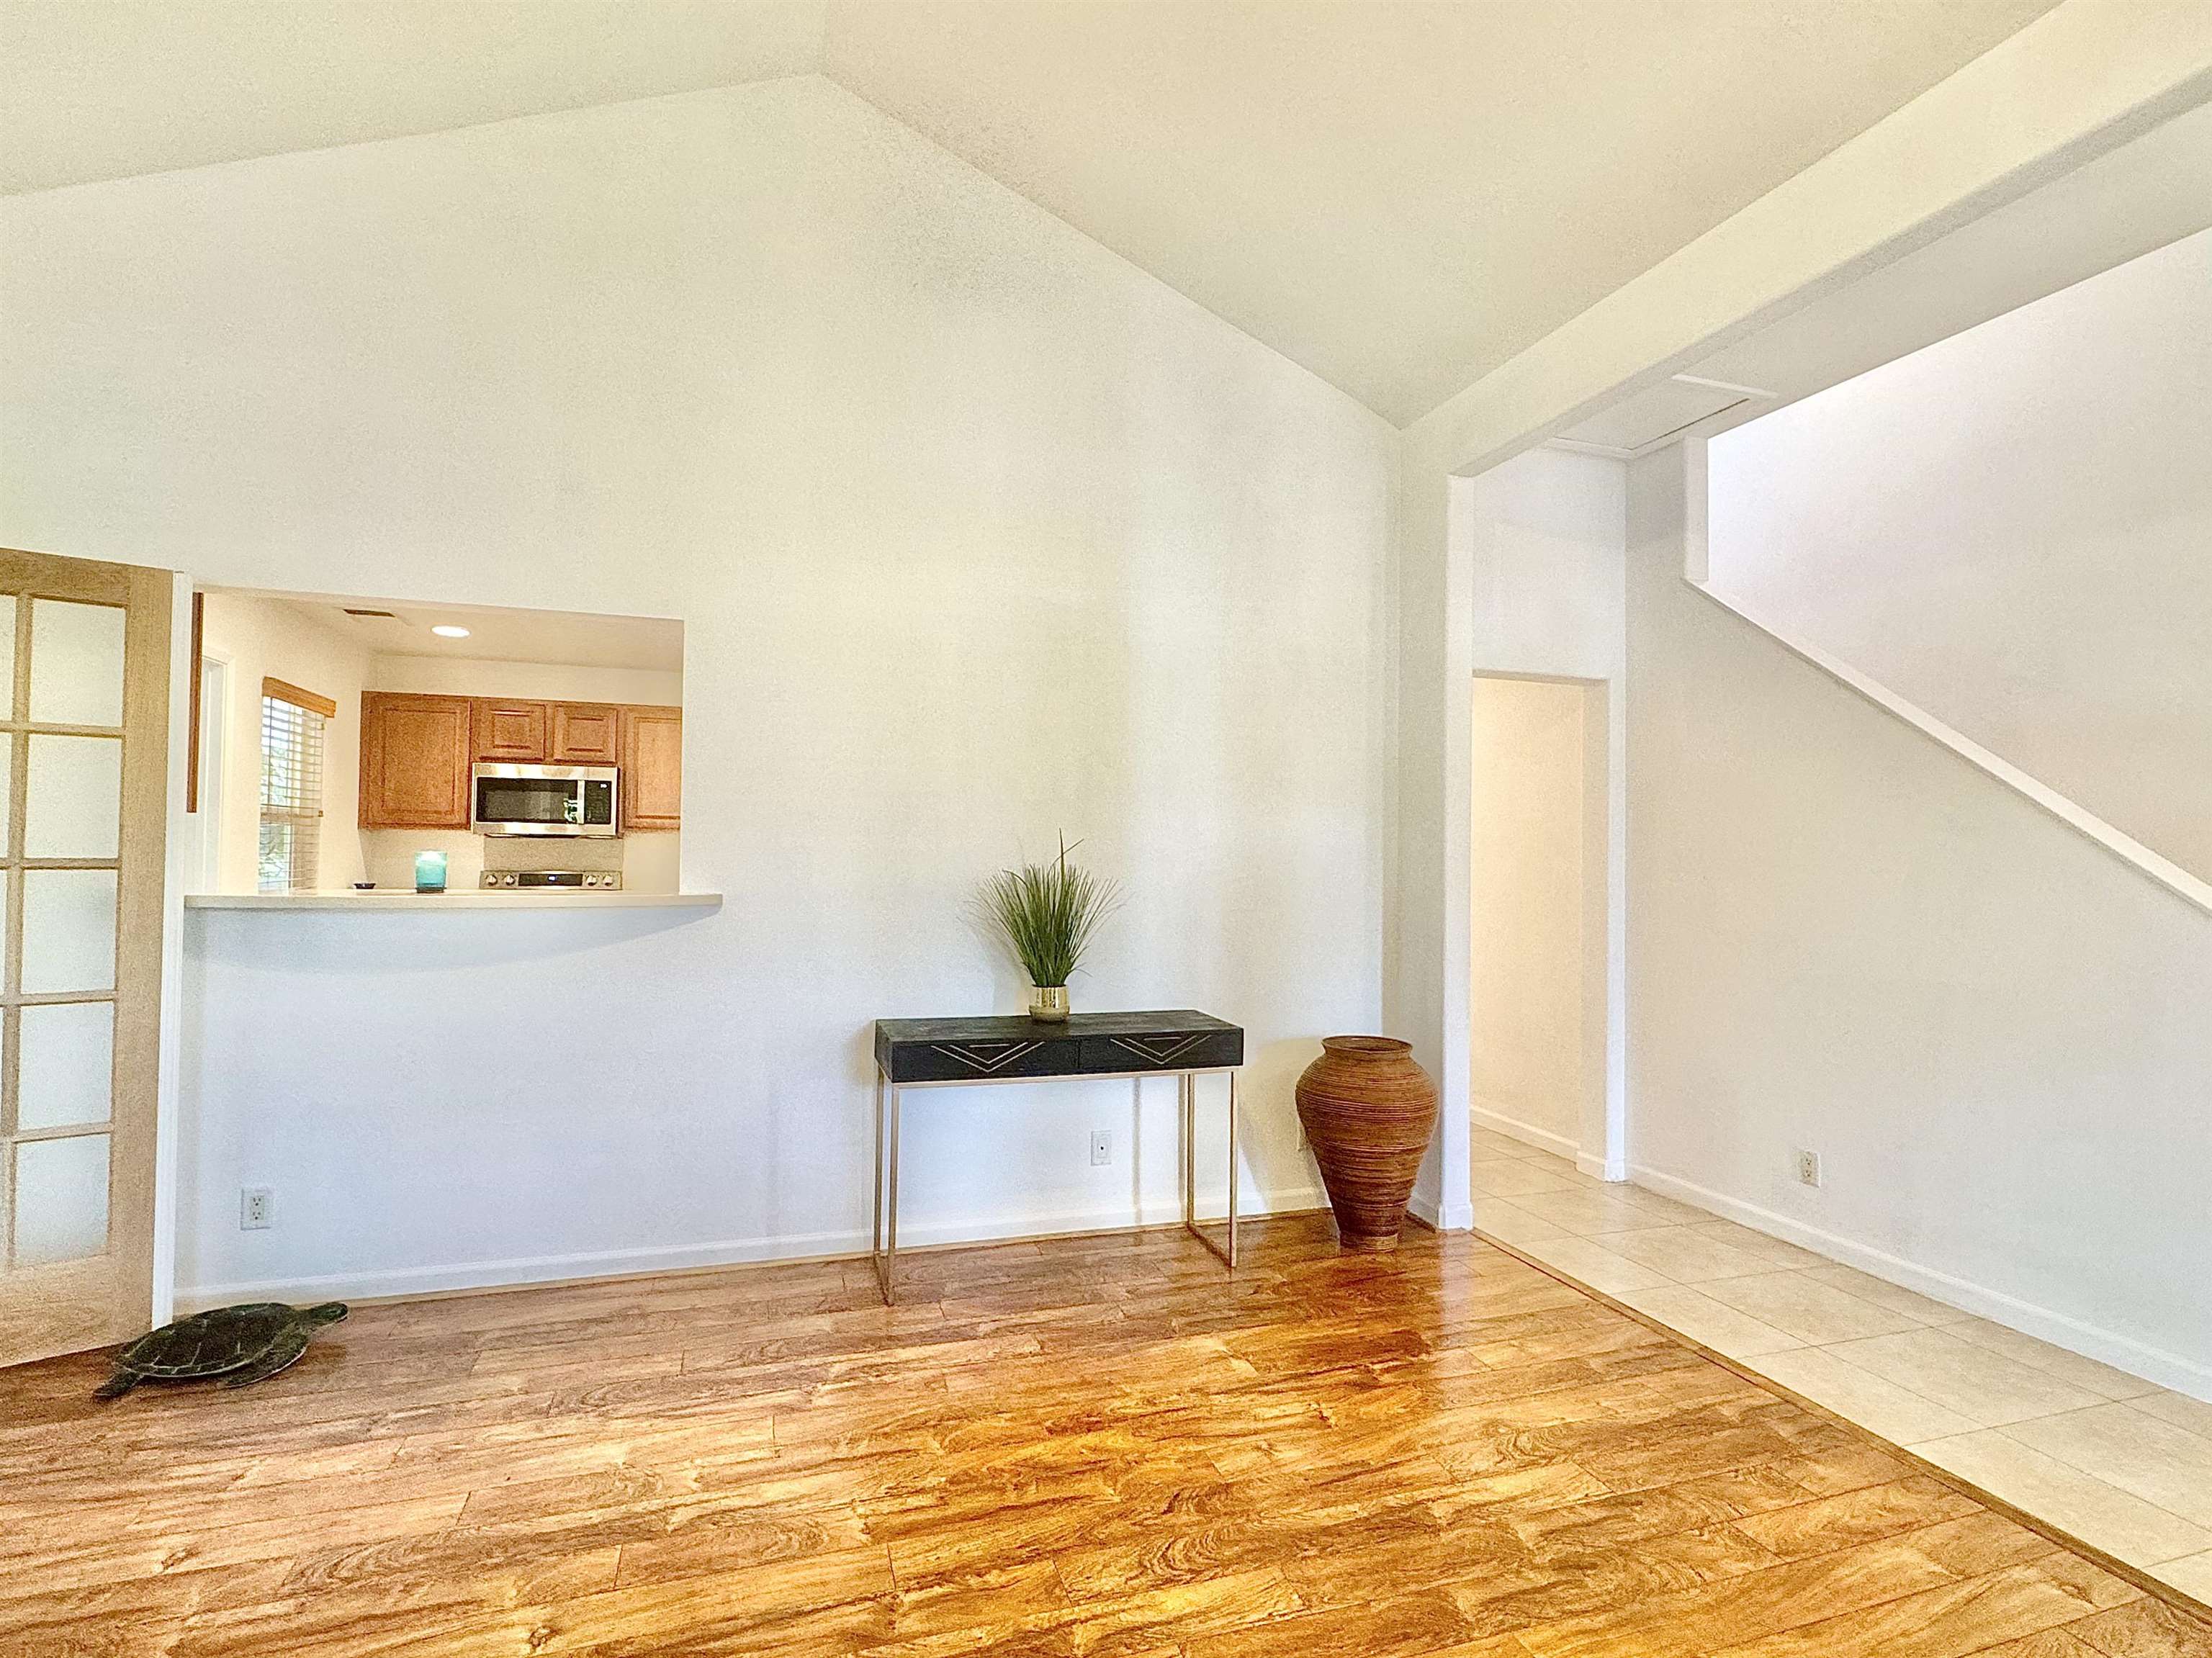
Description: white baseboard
xmin=1408 ymin=1189 xmax=1475 ymax=1232
xmin=178 ymin=1187 xmax=1330 ymax=1310
xmin=1630 ymin=1163 xmax=2212 ymax=1404
xmin=1578 ymin=1151 xmax=1627 ymax=1183
xmin=1470 ymin=1101 xmax=1580 ymax=1163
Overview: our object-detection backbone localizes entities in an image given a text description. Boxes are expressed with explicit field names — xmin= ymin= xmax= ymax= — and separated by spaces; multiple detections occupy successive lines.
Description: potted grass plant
xmin=983 ymin=836 xmax=1120 ymax=1022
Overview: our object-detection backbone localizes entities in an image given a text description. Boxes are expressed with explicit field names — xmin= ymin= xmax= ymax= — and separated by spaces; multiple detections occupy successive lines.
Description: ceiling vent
xmin=1550 ymin=374 xmax=1774 ymax=458
xmin=341 ymin=608 xmax=399 ymax=618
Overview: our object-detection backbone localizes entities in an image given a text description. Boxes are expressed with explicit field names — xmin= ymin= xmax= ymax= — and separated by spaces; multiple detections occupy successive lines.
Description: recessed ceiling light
xmin=431 ymin=624 xmax=471 ymax=639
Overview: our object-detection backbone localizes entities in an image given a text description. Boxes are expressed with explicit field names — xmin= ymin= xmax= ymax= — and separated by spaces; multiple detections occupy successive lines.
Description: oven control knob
xmin=503 ymin=873 xmax=518 ymax=887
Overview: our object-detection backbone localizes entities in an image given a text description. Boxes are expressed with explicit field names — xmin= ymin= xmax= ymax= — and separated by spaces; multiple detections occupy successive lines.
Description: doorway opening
xmin=1468 ymin=672 xmax=1610 ymax=1181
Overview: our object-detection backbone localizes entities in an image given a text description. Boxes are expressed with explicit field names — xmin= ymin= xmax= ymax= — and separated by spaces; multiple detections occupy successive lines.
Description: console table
xmin=870 ymin=1010 xmax=1244 ymax=1304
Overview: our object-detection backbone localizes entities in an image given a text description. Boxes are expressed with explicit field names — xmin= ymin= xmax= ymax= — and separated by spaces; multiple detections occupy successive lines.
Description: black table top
xmin=873 ymin=1009 xmax=1242 ymax=1083
xmin=876 ymin=1009 xmax=1237 ymax=1044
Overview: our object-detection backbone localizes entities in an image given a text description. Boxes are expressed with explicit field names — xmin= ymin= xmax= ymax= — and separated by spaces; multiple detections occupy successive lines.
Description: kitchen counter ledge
xmin=185 ymin=891 xmax=723 ymax=912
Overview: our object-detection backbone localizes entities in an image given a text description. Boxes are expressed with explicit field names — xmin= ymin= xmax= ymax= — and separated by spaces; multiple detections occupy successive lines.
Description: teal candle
xmin=414 ymin=850 xmax=447 ymax=893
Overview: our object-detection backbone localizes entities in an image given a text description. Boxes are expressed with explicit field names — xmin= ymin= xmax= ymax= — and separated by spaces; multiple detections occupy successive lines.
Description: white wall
xmin=361 ymin=653 xmax=685 ymax=893
xmin=1468 ymin=675 xmax=1587 ymax=1156
xmin=1467 ymin=451 xmax=1627 ymax=685
xmin=194 ymin=591 xmax=372 ymax=892
xmin=1629 ymin=441 xmax=2212 ymax=1392
xmin=1707 ymin=225 xmax=2212 ymax=887
xmin=1385 ymin=22 xmax=2212 ymax=1220
xmin=0 ymin=76 xmax=1391 ymax=1302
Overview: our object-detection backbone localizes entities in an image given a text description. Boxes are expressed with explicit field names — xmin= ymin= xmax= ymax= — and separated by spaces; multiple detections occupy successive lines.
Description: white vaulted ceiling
xmin=0 ymin=1 xmax=827 ymax=196
xmin=0 ymin=0 xmax=2059 ymax=423
xmin=818 ymin=0 xmax=2058 ymax=423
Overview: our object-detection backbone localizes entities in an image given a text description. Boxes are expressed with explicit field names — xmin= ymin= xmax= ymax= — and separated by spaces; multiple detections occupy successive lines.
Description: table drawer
xmin=889 ymin=1035 xmax=1078 ymax=1083
xmin=1079 ymin=1030 xmax=1244 ymax=1073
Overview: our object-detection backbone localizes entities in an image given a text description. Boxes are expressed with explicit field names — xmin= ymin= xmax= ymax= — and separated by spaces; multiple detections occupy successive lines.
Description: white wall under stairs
xmin=1705 ymin=224 xmax=2212 ymax=891
xmin=1627 ymin=440 xmax=2212 ymax=1397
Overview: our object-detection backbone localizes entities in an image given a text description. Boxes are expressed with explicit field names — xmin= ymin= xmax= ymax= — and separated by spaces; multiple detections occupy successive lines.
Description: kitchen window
xmin=258 ymin=680 xmax=333 ymax=893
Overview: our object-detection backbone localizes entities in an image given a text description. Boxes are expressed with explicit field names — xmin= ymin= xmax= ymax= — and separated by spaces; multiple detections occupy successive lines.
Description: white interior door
xmin=0 ymin=548 xmax=170 ymax=1368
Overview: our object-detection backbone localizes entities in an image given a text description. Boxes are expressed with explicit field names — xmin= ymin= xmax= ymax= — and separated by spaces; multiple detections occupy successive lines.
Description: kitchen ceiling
xmin=1 ymin=0 xmax=2059 ymax=423
xmin=274 ymin=593 xmax=685 ymax=672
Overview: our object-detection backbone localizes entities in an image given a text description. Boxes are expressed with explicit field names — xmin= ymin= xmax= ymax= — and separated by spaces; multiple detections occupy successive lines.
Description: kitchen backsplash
xmin=359 ymin=830 xmax=678 ymax=894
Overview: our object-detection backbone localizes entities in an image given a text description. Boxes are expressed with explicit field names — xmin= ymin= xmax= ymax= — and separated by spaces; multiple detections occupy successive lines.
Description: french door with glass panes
xmin=0 ymin=549 xmax=170 ymax=1368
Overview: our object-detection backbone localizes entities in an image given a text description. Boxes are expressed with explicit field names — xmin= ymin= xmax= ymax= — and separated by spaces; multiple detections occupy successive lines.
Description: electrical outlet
xmin=1089 ymin=1129 xmax=1112 ymax=1167
xmin=240 ymin=1187 xmax=274 ymax=1230
xmin=1794 ymin=1150 xmax=1822 ymax=1189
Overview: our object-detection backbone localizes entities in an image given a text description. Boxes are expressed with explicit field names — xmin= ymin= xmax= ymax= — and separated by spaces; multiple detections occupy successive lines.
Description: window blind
xmin=258 ymin=693 xmax=325 ymax=893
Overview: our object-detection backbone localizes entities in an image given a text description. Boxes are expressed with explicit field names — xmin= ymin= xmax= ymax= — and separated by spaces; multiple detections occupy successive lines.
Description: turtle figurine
xmin=94 ymin=1302 xmax=347 ymax=1400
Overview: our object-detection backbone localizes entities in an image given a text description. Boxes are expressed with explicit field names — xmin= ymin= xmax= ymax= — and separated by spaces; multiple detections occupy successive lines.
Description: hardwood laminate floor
xmin=2 ymin=1214 xmax=2208 ymax=1657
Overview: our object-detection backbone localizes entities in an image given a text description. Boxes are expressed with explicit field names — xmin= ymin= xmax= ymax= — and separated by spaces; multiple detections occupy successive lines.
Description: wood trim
xmin=110 ymin=564 xmax=172 ymax=1343
xmin=261 ymin=676 xmax=337 ymax=719
xmin=186 ymin=592 xmax=203 ymax=814
xmin=1 ymin=600 xmax=26 ymax=1169
xmin=0 ymin=549 xmax=133 ymax=604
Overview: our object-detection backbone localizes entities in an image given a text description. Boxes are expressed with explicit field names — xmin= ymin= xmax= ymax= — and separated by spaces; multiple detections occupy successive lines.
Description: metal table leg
xmin=1179 ymin=1072 xmax=1195 ymax=1232
xmin=871 ymin=1066 xmax=885 ymax=1262
xmin=1182 ymin=1068 xmax=1238 ymax=1272
xmin=873 ymin=1072 xmax=902 ymax=1305
xmin=1227 ymin=1068 xmax=1238 ymax=1270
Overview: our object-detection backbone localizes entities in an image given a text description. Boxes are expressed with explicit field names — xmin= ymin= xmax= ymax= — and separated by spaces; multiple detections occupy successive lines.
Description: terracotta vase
xmin=1295 ymin=1036 xmax=1439 ymax=1251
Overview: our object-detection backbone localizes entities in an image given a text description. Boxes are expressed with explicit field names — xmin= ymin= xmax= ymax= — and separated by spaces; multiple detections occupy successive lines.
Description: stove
xmin=478 ymin=870 xmax=622 ymax=891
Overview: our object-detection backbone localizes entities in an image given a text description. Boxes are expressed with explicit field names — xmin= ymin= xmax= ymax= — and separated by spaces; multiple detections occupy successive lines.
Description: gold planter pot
xmin=1029 ymin=984 xmax=1070 ymax=1022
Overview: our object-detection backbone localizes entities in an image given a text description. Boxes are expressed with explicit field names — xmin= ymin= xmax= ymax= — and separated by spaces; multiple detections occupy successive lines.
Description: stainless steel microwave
xmin=471 ymin=764 xmax=620 ymax=837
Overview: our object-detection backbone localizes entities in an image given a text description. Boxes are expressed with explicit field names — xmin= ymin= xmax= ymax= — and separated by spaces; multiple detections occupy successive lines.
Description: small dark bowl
xmin=351 ymin=882 xmax=377 ymax=891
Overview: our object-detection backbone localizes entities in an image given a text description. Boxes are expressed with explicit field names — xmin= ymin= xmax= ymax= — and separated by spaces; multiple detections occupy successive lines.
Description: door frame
xmin=151 ymin=578 xmax=196 ymax=1331
xmin=0 ymin=549 xmax=174 ymax=1367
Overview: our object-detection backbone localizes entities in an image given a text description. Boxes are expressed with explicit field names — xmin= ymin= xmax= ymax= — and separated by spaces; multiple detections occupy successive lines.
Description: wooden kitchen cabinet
xmin=472 ymin=698 xmax=550 ymax=761
xmin=549 ymin=702 xmax=621 ymax=765
xmin=621 ymin=706 xmax=683 ymax=831
xmin=359 ymin=693 xmax=472 ymax=829
xmin=361 ymin=693 xmax=678 ymax=833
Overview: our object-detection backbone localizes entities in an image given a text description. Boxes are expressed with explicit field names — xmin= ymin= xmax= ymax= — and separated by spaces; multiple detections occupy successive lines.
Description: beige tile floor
xmin=1467 ymin=1128 xmax=2212 ymax=1605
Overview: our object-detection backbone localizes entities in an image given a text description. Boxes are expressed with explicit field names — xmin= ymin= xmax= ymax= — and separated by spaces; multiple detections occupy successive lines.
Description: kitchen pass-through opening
xmin=186 ymin=588 xmax=683 ymax=896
